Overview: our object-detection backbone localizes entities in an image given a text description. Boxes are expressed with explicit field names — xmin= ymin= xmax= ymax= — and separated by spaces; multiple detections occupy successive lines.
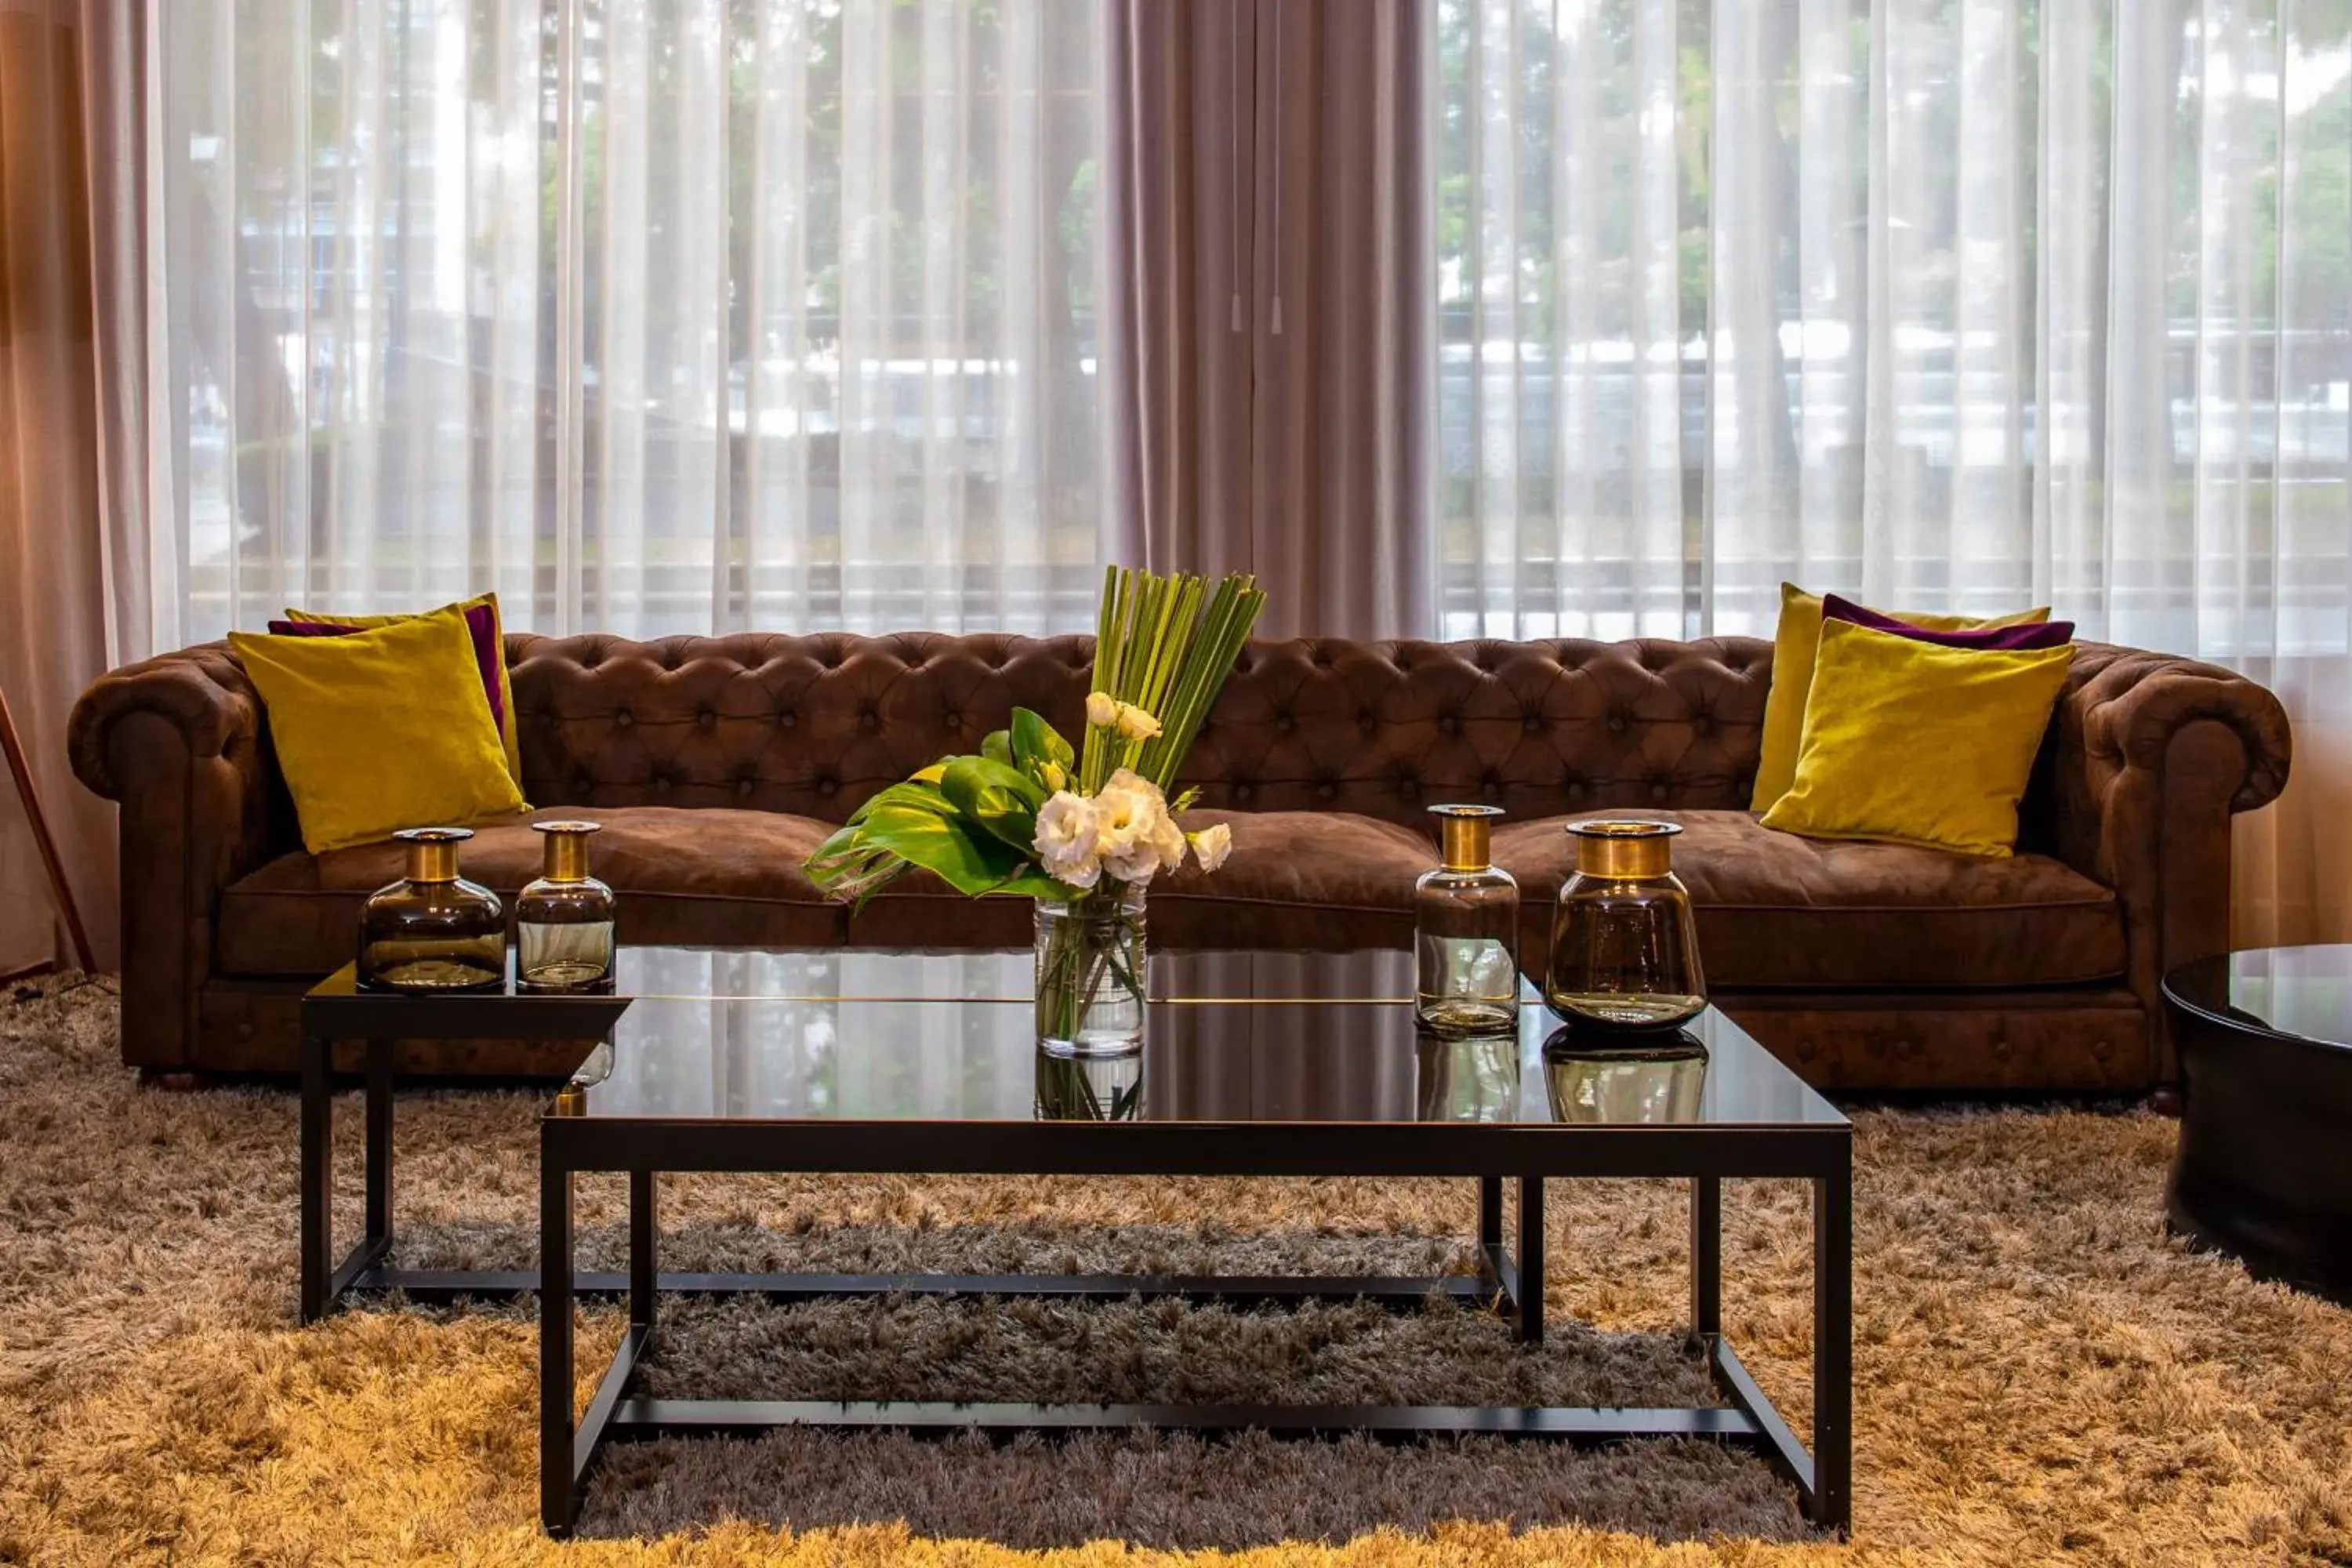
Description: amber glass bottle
xmin=357 ymin=827 xmax=506 ymax=993
xmin=516 ymin=821 xmax=617 ymax=993
xmin=1544 ymin=818 xmax=1706 ymax=1029
xmin=1413 ymin=804 xmax=1521 ymax=1036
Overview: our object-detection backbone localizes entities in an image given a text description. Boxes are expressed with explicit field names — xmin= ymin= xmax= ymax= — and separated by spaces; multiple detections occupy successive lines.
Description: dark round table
xmin=2164 ymin=946 xmax=2352 ymax=1304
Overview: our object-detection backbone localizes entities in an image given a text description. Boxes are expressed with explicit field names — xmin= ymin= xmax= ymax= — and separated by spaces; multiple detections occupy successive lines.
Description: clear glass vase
xmin=1414 ymin=804 xmax=1521 ymax=1036
xmin=516 ymin=821 xmax=617 ymax=993
xmin=1034 ymin=885 xmax=1147 ymax=1058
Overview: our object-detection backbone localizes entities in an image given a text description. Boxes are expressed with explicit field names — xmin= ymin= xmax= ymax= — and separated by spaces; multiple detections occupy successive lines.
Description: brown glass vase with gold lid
xmin=1543 ymin=818 xmax=1706 ymax=1029
xmin=357 ymin=827 xmax=506 ymax=993
xmin=516 ymin=821 xmax=617 ymax=993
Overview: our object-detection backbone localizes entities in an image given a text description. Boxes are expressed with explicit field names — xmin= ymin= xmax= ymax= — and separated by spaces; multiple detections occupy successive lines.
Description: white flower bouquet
xmin=807 ymin=566 xmax=1266 ymax=1059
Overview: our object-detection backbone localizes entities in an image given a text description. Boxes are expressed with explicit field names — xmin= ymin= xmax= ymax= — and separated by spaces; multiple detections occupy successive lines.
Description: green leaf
xmin=846 ymin=778 xmax=951 ymax=826
xmin=804 ymin=821 xmax=913 ymax=906
xmin=854 ymin=796 xmax=1028 ymax=895
xmin=1010 ymin=707 xmax=1074 ymax=775
xmin=938 ymin=755 xmax=1045 ymax=855
xmin=990 ymin=866 xmax=1080 ymax=900
xmin=981 ymin=729 xmax=1014 ymax=768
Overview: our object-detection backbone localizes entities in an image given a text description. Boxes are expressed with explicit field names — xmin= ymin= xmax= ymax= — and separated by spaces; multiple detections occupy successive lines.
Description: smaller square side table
xmin=298 ymin=961 xmax=629 ymax=1323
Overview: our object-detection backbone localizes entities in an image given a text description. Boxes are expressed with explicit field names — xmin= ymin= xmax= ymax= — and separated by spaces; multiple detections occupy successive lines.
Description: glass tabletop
xmin=606 ymin=946 xmax=1418 ymax=1004
xmin=568 ymin=949 xmax=1844 ymax=1131
xmin=2166 ymin=945 xmax=2352 ymax=1053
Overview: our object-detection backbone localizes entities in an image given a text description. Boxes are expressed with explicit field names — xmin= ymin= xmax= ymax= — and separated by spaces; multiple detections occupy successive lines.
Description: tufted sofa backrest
xmin=505 ymin=631 xmax=1777 ymax=831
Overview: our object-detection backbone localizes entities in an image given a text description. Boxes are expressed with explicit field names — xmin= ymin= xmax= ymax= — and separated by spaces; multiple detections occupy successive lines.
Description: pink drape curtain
xmin=1104 ymin=0 xmax=1432 ymax=641
xmin=0 ymin=0 xmax=142 ymax=974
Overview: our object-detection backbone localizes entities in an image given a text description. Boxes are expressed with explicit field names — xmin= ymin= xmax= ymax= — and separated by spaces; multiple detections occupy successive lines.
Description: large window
xmin=1434 ymin=0 xmax=2352 ymax=654
xmin=153 ymin=0 xmax=1106 ymax=643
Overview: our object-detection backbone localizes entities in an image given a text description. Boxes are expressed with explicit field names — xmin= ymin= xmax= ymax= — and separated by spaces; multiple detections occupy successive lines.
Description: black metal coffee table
xmin=537 ymin=956 xmax=1852 ymax=1538
xmin=2164 ymin=945 xmax=2352 ymax=1303
xmin=298 ymin=947 xmax=1033 ymax=1322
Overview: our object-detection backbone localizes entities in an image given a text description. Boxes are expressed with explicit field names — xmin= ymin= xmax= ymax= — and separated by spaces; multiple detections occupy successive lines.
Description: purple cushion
xmin=1821 ymin=593 xmax=2074 ymax=652
xmin=267 ymin=604 xmax=507 ymax=732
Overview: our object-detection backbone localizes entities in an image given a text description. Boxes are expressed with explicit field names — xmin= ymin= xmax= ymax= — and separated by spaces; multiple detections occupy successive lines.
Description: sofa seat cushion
xmin=843 ymin=810 xmax=1439 ymax=952
xmin=219 ymin=806 xmax=847 ymax=976
xmin=1493 ymin=809 xmax=2125 ymax=991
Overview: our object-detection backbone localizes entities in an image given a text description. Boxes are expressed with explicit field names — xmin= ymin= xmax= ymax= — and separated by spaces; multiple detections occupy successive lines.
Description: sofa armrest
xmin=67 ymin=644 xmax=289 ymax=1069
xmin=2036 ymin=642 xmax=2292 ymax=1080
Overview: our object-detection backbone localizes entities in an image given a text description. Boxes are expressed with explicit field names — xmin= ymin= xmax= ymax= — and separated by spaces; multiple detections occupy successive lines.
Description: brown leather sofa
xmin=67 ymin=630 xmax=2291 ymax=1091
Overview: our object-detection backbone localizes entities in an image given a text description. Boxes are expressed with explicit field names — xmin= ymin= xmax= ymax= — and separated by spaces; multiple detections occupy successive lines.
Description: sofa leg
xmin=2148 ymin=1085 xmax=2183 ymax=1118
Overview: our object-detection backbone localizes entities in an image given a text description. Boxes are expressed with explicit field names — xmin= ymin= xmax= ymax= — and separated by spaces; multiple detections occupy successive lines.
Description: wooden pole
xmin=0 ymin=684 xmax=97 ymax=975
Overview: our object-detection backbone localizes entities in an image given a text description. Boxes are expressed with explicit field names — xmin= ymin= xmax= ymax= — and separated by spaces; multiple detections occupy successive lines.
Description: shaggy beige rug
xmin=1 ymin=974 xmax=2348 ymax=1566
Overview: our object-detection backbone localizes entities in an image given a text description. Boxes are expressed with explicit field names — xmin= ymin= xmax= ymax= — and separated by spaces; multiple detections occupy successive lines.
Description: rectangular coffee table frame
xmin=292 ymin=968 xmax=1850 ymax=1541
xmin=539 ymin=1111 xmax=1852 ymax=1540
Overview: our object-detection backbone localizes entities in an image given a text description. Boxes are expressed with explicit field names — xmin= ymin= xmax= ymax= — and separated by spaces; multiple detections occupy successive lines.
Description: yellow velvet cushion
xmin=1750 ymin=583 xmax=2051 ymax=811
xmin=229 ymin=607 xmax=530 ymax=854
xmin=283 ymin=593 xmax=521 ymax=784
xmin=1759 ymin=619 xmax=2074 ymax=858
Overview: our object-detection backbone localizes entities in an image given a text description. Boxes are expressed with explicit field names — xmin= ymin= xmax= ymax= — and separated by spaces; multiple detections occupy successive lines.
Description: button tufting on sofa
xmin=64 ymin=626 xmax=2293 ymax=1087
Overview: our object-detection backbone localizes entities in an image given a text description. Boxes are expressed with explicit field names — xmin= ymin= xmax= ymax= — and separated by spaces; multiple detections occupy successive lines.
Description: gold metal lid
xmin=1566 ymin=817 xmax=1681 ymax=879
xmin=394 ymin=826 xmax=474 ymax=883
xmin=1429 ymin=804 xmax=1505 ymax=872
xmin=532 ymin=819 xmax=601 ymax=882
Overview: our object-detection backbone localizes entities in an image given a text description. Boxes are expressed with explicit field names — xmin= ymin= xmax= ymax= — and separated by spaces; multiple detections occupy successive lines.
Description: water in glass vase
xmin=1415 ymin=933 xmax=1520 ymax=1035
xmin=1544 ymin=987 xmax=1708 ymax=1029
xmin=363 ymin=946 xmax=506 ymax=992
xmin=1034 ymin=892 xmax=1146 ymax=1058
xmin=519 ymin=921 xmax=616 ymax=993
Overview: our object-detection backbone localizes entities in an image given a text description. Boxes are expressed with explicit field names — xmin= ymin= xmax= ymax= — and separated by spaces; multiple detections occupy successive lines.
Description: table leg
xmin=541 ymin=1139 xmax=577 ymax=1536
xmin=1690 ymin=1175 xmax=1722 ymax=1342
xmin=365 ymin=1040 xmax=394 ymax=1254
xmin=299 ymin=1036 xmax=332 ymax=1323
xmin=1515 ymin=1175 xmax=1545 ymax=1344
xmin=1811 ymin=1159 xmax=1853 ymax=1534
xmin=630 ymin=1169 xmax=657 ymax=1332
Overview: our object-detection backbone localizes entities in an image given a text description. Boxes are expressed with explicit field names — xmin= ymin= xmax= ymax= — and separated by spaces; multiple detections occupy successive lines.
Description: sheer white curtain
xmin=135 ymin=0 xmax=1108 ymax=648
xmin=1437 ymin=0 xmax=2352 ymax=942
